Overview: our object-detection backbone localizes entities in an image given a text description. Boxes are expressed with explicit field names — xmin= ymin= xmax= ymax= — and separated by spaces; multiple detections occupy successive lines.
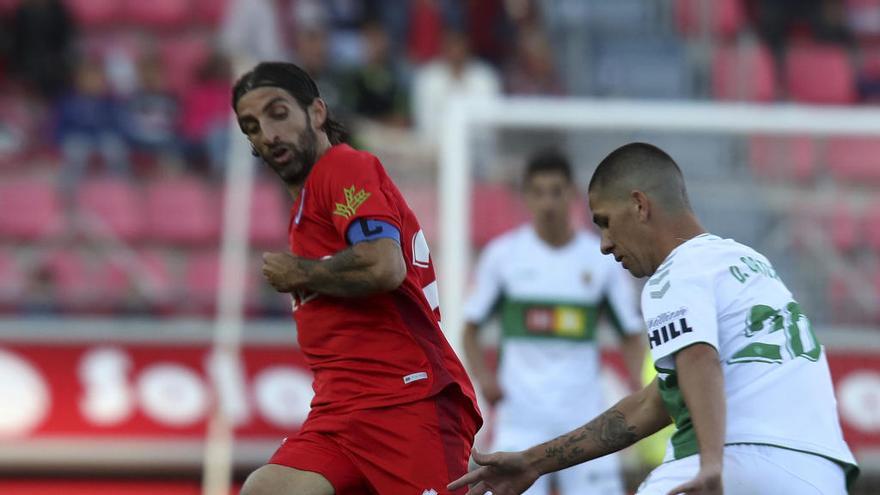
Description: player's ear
xmin=309 ymin=98 xmax=328 ymax=131
xmin=631 ymin=190 xmax=651 ymax=222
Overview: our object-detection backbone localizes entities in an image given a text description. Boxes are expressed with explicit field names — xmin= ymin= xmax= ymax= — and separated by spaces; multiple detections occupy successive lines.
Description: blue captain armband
xmin=346 ymin=218 xmax=401 ymax=245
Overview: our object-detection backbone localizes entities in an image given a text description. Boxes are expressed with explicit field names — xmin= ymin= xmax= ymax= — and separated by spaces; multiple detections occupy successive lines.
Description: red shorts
xmin=268 ymin=386 xmax=480 ymax=495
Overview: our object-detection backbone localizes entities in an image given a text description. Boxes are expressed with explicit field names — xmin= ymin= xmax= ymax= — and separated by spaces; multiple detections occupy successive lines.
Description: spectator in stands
xmin=503 ymin=26 xmax=565 ymax=96
xmin=344 ymin=22 xmax=409 ymax=126
xmin=292 ymin=24 xmax=349 ymax=118
xmin=180 ymin=52 xmax=233 ymax=178
xmin=220 ymin=0 xmax=286 ymax=61
xmin=753 ymin=0 xmax=853 ymax=89
xmin=56 ymin=59 xmax=129 ymax=192
xmin=411 ymin=29 xmax=501 ymax=145
xmin=121 ymin=55 xmax=181 ymax=164
xmin=9 ymin=0 xmax=76 ymax=98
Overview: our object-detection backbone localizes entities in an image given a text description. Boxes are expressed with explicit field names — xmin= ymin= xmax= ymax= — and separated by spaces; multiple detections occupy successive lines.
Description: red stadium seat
xmin=76 ymin=178 xmax=144 ymax=242
xmin=160 ymin=35 xmax=212 ymax=94
xmin=829 ymin=203 xmax=860 ymax=252
xmin=145 ymin=177 xmax=220 ymax=245
xmin=193 ymin=0 xmax=227 ymax=25
xmin=0 ymin=248 xmax=24 ymax=308
xmin=64 ymin=0 xmax=120 ymax=27
xmin=42 ymin=250 xmax=94 ymax=313
xmin=183 ymin=250 xmax=258 ymax=314
xmin=826 ymin=137 xmax=880 ymax=183
xmin=785 ymin=44 xmax=856 ymax=104
xmin=471 ymin=183 xmax=529 ymax=248
xmin=399 ymin=183 xmax=438 ymax=245
xmin=0 ymin=179 xmax=64 ymax=241
xmin=0 ymin=0 xmax=20 ymax=15
xmin=675 ymin=0 xmax=746 ymax=38
xmin=89 ymin=249 xmax=175 ymax=313
xmin=123 ymin=0 xmax=192 ymax=28
xmin=712 ymin=43 xmax=776 ymax=102
xmin=748 ymin=135 xmax=816 ymax=182
xmin=248 ymin=181 xmax=289 ymax=249
xmin=863 ymin=202 xmax=880 ymax=250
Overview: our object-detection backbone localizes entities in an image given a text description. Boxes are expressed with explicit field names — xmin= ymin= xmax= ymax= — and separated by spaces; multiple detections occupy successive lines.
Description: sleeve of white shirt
xmin=642 ymin=265 xmax=719 ymax=371
xmin=462 ymin=240 xmax=505 ymax=325
xmin=603 ymin=260 xmax=644 ymax=336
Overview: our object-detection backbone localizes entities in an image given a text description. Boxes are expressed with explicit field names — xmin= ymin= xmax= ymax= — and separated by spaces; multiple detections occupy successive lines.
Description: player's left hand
xmin=262 ymin=252 xmax=306 ymax=293
xmin=666 ymin=466 xmax=722 ymax=495
xmin=447 ymin=450 xmax=539 ymax=495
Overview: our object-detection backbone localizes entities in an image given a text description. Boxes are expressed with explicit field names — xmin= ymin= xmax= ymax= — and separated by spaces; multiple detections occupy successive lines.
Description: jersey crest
xmin=333 ymin=185 xmax=371 ymax=218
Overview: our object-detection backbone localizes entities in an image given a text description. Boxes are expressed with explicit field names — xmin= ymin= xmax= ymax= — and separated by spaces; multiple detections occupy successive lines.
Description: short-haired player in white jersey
xmin=450 ymin=142 xmax=858 ymax=495
xmin=461 ymin=148 xmax=645 ymax=495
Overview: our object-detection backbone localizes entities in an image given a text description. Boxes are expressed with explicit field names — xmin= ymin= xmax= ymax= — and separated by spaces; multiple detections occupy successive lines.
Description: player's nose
xmin=600 ymin=236 xmax=614 ymax=255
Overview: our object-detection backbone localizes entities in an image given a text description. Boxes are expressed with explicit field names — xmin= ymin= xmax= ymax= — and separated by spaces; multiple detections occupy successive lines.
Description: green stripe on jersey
xmin=500 ymin=298 xmax=601 ymax=341
xmin=656 ymin=366 xmax=698 ymax=459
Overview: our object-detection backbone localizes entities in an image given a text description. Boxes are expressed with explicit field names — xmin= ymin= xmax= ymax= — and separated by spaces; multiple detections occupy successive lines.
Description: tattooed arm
xmin=261 ymin=238 xmax=407 ymax=297
xmin=524 ymin=377 xmax=670 ymax=474
xmin=448 ymin=378 xmax=671 ymax=495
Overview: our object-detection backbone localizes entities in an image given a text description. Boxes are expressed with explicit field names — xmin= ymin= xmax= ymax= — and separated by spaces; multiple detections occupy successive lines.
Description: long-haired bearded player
xmin=233 ymin=62 xmax=482 ymax=495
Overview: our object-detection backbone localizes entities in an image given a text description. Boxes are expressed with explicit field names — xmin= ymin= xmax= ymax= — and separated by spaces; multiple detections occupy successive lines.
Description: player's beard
xmin=265 ymin=122 xmax=319 ymax=186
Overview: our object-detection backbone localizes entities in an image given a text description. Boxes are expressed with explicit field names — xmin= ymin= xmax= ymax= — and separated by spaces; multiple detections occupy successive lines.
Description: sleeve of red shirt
xmin=317 ymin=150 xmax=403 ymax=242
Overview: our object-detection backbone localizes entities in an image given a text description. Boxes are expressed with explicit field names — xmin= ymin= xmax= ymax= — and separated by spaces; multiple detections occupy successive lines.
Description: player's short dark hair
xmin=588 ymin=142 xmax=691 ymax=211
xmin=523 ymin=148 xmax=573 ymax=186
xmin=232 ymin=61 xmax=348 ymax=144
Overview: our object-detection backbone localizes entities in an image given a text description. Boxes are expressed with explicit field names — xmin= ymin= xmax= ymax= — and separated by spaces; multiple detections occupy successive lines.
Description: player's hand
xmin=666 ymin=466 xmax=722 ymax=495
xmin=447 ymin=450 xmax=539 ymax=495
xmin=478 ymin=376 xmax=504 ymax=406
xmin=261 ymin=252 xmax=305 ymax=293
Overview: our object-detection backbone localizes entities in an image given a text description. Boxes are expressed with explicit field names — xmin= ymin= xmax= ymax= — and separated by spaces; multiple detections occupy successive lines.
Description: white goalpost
xmin=438 ymin=96 xmax=880 ymax=356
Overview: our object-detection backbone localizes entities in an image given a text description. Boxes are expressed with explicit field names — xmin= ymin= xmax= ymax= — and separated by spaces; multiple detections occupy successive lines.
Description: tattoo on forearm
xmin=300 ymin=247 xmax=380 ymax=296
xmin=542 ymin=408 xmax=638 ymax=468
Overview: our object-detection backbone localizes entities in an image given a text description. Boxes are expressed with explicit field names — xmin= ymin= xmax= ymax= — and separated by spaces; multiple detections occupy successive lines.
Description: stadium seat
xmin=399 ymin=183 xmax=438 ymax=245
xmin=90 ymin=249 xmax=177 ymax=313
xmin=42 ymin=250 xmax=94 ymax=313
xmin=123 ymin=0 xmax=192 ymax=29
xmin=748 ymin=135 xmax=816 ymax=182
xmin=785 ymin=44 xmax=856 ymax=104
xmin=0 ymin=0 xmax=19 ymax=15
xmin=471 ymin=183 xmax=529 ymax=248
xmin=584 ymin=0 xmax=652 ymax=34
xmin=193 ymin=0 xmax=226 ymax=25
xmin=76 ymin=178 xmax=144 ymax=242
xmin=160 ymin=35 xmax=212 ymax=94
xmin=0 ymin=248 xmax=23 ymax=308
xmin=712 ymin=43 xmax=776 ymax=102
xmin=145 ymin=177 xmax=220 ymax=246
xmin=183 ymin=250 xmax=258 ymax=314
xmin=0 ymin=179 xmax=64 ymax=241
xmin=593 ymin=37 xmax=692 ymax=98
xmin=64 ymin=0 xmax=120 ymax=27
xmin=248 ymin=180 xmax=289 ymax=249
xmin=829 ymin=203 xmax=860 ymax=252
xmin=826 ymin=136 xmax=880 ymax=183
xmin=675 ymin=0 xmax=746 ymax=38
xmin=863 ymin=202 xmax=880 ymax=250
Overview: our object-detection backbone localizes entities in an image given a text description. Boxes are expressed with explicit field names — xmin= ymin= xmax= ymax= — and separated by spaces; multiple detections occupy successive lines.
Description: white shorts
xmin=492 ymin=420 xmax=625 ymax=495
xmin=636 ymin=444 xmax=847 ymax=495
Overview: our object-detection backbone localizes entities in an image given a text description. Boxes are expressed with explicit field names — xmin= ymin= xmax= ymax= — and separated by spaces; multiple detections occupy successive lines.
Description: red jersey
xmin=287 ymin=144 xmax=480 ymax=423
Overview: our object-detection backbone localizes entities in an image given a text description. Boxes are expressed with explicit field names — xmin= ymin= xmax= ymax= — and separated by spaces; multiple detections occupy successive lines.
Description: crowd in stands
xmin=0 ymin=0 xmax=878 ymax=322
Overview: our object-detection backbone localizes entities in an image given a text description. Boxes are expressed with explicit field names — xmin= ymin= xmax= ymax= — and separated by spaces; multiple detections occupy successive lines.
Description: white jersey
xmin=464 ymin=225 xmax=642 ymax=426
xmin=641 ymin=233 xmax=857 ymax=481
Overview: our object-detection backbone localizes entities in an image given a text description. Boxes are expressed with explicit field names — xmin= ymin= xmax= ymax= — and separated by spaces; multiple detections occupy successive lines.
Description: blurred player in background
xmin=461 ymin=149 xmax=644 ymax=495
xmin=450 ymin=142 xmax=858 ymax=495
xmin=232 ymin=62 xmax=481 ymax=495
